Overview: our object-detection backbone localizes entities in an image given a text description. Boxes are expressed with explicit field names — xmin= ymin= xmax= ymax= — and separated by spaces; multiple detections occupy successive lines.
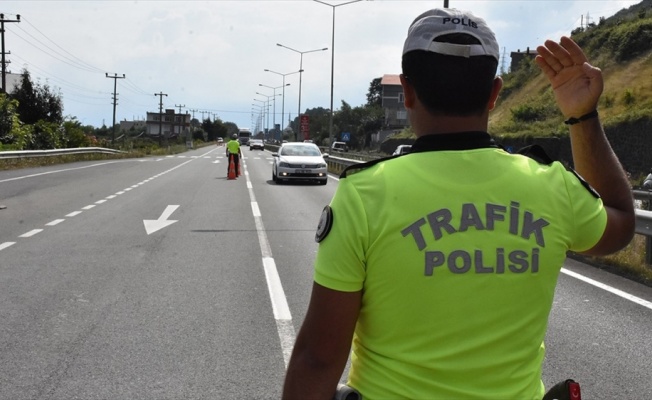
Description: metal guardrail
xmin=0 ymin=147 xmax=124 ymax=159
xmin=633 ymin=190 xmax=652 ymax=265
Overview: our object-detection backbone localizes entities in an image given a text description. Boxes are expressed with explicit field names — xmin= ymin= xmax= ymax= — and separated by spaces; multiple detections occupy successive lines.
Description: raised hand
xmin=535 ymin=36 xmax=603 ymax=119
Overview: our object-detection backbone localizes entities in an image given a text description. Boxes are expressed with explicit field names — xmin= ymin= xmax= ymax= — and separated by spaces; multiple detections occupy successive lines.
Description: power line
xmin=10 ymin=25 xmax=102 ymax=73
xmin=20 ymin=16 xmax=104 ymax=73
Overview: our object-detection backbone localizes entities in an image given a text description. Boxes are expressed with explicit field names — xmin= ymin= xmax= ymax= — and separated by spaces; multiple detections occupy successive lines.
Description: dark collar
xmin=340 ymin=131 xmax=498 ymax=179
xmin=410 ymin=131 xmax=497 ymax=153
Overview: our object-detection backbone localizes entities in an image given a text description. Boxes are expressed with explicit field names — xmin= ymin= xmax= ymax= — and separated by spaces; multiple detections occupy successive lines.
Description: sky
xmin=1 ymin=0 xmax=642 ymax=131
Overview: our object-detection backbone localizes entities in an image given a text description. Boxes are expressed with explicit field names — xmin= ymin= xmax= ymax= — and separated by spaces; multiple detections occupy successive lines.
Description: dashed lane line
xmin=19 ymin=229 xmax=43 ymax=238
xmin=0 ymin=242 xmax=16 ymax=251
xmin=0 ymin=148 xmax=221 ymax=253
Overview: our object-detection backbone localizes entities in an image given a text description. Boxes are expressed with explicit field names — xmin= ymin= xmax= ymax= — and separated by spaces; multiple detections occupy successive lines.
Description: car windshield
xmin=281 ymin=145 xmax=321 ymax=157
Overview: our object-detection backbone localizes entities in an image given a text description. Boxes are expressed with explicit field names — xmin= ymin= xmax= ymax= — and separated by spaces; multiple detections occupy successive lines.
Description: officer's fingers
xmin=559 ymin=36 xmax=589 ymax=66
xmin=536 ymin=42 xmax=564 ymax=73
xmin=541 ymin=39 xmax=575 ymax=68
xmin=534 ymin=55 xmax=557 ymax=81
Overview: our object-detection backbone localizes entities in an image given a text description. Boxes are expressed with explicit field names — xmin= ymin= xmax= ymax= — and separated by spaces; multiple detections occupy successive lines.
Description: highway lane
xmin=0 ymin=147 xmax=287 ymax=399
xmin=1 ymin=145 xmax=651 ymax=398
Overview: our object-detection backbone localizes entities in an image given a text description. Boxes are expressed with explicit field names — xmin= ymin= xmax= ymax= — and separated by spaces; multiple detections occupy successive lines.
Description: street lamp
xmin=253 ymin=100 xmax=266 ymax=137
xmin=313 ymin=0 xmax=365 ymax=147
xmin=256 ymin=92 xmax=280 ymax=140
xmin=252 ymin=104 xmax=264 ymax=135
xmin=259 ymin=83 xmax=289 ymax=142
xmin=253 ymin=98 xmax=270 ymax=138
xmin=276 ymin=44 xmax=328 ymax=141
xmin=264 ymin=69 xmax=302 ymax=142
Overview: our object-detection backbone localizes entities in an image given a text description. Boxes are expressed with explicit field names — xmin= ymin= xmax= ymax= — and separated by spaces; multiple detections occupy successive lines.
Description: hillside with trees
xmin=489 ymin=0 xmax=652 ymax=178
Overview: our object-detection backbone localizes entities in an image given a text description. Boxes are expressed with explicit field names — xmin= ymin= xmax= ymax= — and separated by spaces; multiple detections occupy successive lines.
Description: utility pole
xmin=154 ymin=92 xmax=168 ymax=147
xmin=174 ymin=104 xmax=185 ymax=139
xmin=106 ymin=73 xmax=125 ymax=145
xmin=1 ymin=13 xmax=20 ymax=94
xmin=189 ymin=109 xmax=197 ymax=140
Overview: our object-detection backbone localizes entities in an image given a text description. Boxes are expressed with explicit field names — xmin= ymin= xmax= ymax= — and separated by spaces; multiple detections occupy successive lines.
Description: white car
xmin=392 ymin=144 xmax=412 ymax=156
xmin=272 ymin=143 xmax=328 ymax=185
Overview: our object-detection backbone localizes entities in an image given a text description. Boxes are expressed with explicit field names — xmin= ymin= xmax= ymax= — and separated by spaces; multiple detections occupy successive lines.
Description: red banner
xmin=300 ymin=115 xmax=310 ymax=140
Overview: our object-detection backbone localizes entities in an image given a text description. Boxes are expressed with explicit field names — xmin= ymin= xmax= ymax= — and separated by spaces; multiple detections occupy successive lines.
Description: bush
xmin=623 ymin=89 xmax=635 ymax=105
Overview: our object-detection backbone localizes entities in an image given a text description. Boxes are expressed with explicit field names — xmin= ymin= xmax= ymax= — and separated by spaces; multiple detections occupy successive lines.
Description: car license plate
xmin=297 ymin=169 xmax=311 ymax=174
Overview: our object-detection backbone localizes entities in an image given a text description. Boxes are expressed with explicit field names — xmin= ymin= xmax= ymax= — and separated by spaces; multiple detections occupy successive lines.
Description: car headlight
xmin=318 ymin=163 xmax=327 ymax=168
xmin=279 ymin=162 xmax=290 ymax=168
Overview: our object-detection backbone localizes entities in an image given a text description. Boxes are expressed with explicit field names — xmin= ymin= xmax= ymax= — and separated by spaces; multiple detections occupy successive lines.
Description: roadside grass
xmin=579 ymin=235 xmax=652 ymax=288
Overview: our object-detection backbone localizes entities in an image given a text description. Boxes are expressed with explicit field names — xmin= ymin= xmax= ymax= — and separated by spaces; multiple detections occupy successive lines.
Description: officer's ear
xmin=488 ymin=76 xmax=503 ymax=111
xmin=400 ymin=74 xmax=416 ymax=109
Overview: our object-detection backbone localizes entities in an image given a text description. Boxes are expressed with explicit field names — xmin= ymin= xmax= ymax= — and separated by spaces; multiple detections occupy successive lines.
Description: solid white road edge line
xmin=561 ymin=268 xmax=652 ymax=310
xmin=244 ymin=160 xmax=295 ymax=368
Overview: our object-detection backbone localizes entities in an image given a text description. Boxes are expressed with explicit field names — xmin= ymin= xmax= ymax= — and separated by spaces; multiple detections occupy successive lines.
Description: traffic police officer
xmin=283 ymin=8 xmax=634 ymax=400
xmin=226 ymin=133 xmax=241 ymax=177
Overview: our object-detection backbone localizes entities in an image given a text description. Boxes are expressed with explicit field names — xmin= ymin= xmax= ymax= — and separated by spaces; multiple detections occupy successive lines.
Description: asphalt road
xmin=1 ymin=146 xmax=651 ymax=399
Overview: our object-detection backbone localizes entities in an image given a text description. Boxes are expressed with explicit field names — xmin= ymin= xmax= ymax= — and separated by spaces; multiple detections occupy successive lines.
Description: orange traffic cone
xmin=227 ymin=155 xmax=236 ymax=180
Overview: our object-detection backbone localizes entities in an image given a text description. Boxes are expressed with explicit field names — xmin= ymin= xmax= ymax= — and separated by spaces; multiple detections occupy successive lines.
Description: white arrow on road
xmin=144 ymin=205 xmax=179 ymax=235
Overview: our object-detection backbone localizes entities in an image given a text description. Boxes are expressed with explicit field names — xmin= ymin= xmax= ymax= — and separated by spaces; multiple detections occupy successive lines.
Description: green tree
xmin=356 ymin=104 xmax=384 ymax=149
xmin=62 ymin=118 xmax=92 ymax=148
xmin=366 ymin=77 xmax=382 ymax=107
xmin=10 ymin=69 xmax=63 ymax=125
xmin=0 ymin=93 xmax=31 ymax=150
xmin=224 ymin=122 xmax=239 ymax=137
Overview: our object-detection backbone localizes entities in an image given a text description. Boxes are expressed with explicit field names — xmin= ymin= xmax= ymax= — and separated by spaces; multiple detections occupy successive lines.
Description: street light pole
xmin=256 ymin=92 xmax=280 ymax=140
xmin=276 ymin=44 xmax=328 ymax=141
xmin=313 ymin=0 xmax=363 ymax=147
xmin=259 ymin=83 xmax=289 ymax=142
xmin=253 ymin=98 xmax=268 ymax=137
xmin=265 ymin=69 xmax=301 ymax=142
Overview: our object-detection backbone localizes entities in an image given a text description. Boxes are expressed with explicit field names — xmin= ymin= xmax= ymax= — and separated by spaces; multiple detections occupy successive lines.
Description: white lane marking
xmin=0 ymin=242 xmax=16 ymax=251
xmin=244 ymin=160 xmax=295 ymax=367
xmin=251 ymin=202 xmax=261 ymax=217
xmin=143 ymin=205 xmax=179 ymax=235
xmin=561 ymin=268 xmax=652 ymax=310
xmin=116 ymin=191 xmax=125 ymax=195
xmin=106 ymin=195 xmax=117 ymax=199
xmin=1 ymin=151 xmax=218 ymax=252
xmin=20 ymin=229 xmax=43 ymax=238
xmin=263 ymin=257 xmax=292 ymax=320
xmin=0 ymin=161 xmax=120 ymax=183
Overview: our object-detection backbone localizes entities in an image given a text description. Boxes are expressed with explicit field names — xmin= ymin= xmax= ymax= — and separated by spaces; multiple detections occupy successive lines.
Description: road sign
xmin=341 ymin=132 xmax=351 ymax=142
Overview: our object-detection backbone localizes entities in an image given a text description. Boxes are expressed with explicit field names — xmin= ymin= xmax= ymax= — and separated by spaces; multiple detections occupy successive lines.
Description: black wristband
xmin=564 ymin=109 xmax=598 ymax=125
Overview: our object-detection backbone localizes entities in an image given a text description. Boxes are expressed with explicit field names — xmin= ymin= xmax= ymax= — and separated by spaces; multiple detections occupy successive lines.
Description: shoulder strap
xmin=340 ymin=155 xmax=397 ymax=178
xmin=516 ymin=144 xmax=554 ymax=165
